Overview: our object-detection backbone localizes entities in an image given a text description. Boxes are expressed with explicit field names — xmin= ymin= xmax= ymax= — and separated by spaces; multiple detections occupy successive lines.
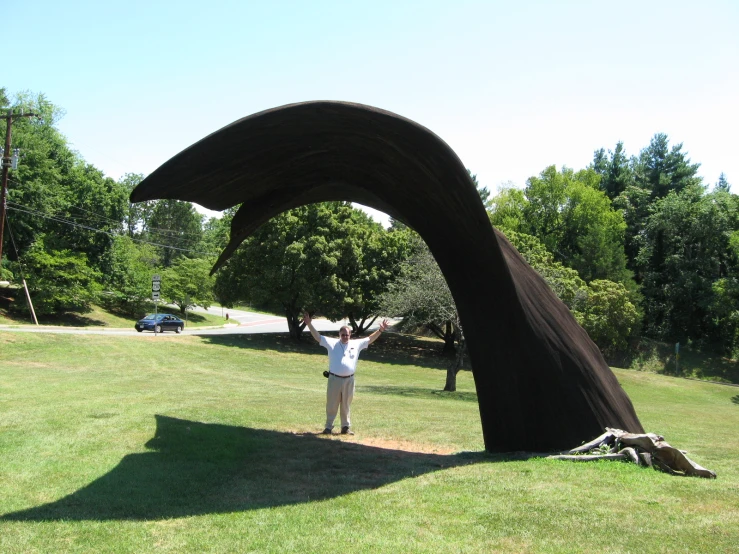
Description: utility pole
xmin=0 ymin=109 xmax=39 ymax=270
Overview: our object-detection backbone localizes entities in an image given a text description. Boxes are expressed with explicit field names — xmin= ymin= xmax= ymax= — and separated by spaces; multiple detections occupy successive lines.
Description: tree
xmin=0 ymin=89 xmax=79 ymax=261
xmin=636 ymin=186 xmax=739 ymax=351
xmin=215 ymin=202 xmax=394 ymax=339
xmin=615 ymin=134 xmax=703 ymax=271
xmin=201 ymin=207 xmax=236 ymax=255
xmin=336 ymin=211 xmax=412 ymax=335
xmin=119 ymin=173 xmax=155 ymax=238
xmin=593 ymin=141 xmax=633 ymax=200
xmin=1 ymin=89 xmax=131 ymax=316
xmin=10 ymin=235 xmax=101 ymax=315
xmin=487 ymin=186 xmax=527 ymax=232
xmin=715 ymin=172 xmax=731 ymax=193
xmin=162 ymin=257 xmax=216 ymax=314
xmin=379 ymin=237 xmax=465 ymax=391
xmin=574 ymin=280 xmax=639 ymax=358
xmin=99 ymin=236 xmax=160 ymax=317
xmin=59 ymin=163 xmax=128 ymax=276
xmin=147 ymin=200 xmax=204 ymax=267
xmin=522 ymin=165 xmax=632 ymax=285
xmin=502 ymin=230 xmax=588 ymax=309
xmin=635 ymin=133 xmax=702 ymax=200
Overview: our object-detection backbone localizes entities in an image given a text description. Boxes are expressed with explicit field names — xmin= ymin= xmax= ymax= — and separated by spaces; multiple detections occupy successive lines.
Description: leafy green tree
xmin=201 ymin=207 xmax=236 ymax=255
xmin=637 ymin=186 xmax=739 ymax=350
xmin=574 ymin=280 xmax=639 ymax=357
xmin=99 ymin=236 xmax=160 ymax=317
xmin=215 ymin=202 xmax=394 ymax=339
xmin=487 ymin=186 xmax=527 ymax=232
xmin=1 ymin=89 xmax=131 ymax=315
xmin=0 ymin=90 xmax=79 ymax=260
xmin=147 ymin=200 xmax=204 ymax=267
xmin=521 ymin=165 xmax=632 ymax=284
xmin=336 ymin=211 xmax=412 ymax=335
xmin=162 ymin=257 xmax=216 ymax=314
xmin=709 ymin=276 xmax=739 ymax=353
xmin=119 ymin=173 xmax=154 ymax=238
xmin=10 ymin=235 xmax=101 ymax=315
xmin=59 ymin=163 xmax=128 ymax=275
xmin=502 ymin=230 xmax=588 ymax=309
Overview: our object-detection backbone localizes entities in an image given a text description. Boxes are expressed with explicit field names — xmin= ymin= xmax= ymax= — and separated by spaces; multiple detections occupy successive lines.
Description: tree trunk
xmin=349 ymin=312 xmax=377 ymax=336
xmin=443 ymin=336 xmax=466 ymax=391
xmin=285 ymin=307 xmax=302 ymax=340
xmin=442 ymin=320 xmax=456 ymax=354
xmin=427 ymin=322 xmax=456 ymax=354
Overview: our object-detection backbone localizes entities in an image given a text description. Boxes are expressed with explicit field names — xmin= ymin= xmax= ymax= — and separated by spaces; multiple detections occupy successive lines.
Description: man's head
xmin=339 ymin=325 xmax=351 ymax=344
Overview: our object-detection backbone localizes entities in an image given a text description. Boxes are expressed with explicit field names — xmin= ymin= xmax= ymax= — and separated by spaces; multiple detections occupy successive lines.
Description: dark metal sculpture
xmin=131 ymin=101 xmax=643 ymax=452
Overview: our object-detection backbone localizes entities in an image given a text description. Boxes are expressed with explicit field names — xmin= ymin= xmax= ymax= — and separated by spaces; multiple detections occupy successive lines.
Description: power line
xmin=7 ymin=177 xmax=207 ymax=239
xmin=6 ymin=203 xmax=218 ymax=256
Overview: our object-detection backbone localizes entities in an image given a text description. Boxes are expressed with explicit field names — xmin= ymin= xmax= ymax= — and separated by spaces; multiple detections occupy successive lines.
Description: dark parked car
xmin=135 ymin=313 xmax=185 ymax=333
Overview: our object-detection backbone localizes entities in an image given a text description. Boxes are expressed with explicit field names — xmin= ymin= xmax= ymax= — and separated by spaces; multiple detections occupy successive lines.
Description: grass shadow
xmin=732 ymin=395 xmax=739 ymax=405
xmin=0 ymin=415 xmax=491 ymax=522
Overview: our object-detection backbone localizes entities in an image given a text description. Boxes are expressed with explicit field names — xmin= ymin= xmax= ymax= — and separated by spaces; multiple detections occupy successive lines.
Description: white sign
xmin=152 ymin=275 xmax=161 ymax=300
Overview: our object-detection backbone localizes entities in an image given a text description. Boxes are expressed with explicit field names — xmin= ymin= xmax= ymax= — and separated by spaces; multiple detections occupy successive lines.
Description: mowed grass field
xmin=1 ymin=331 xmax=737 ymax=553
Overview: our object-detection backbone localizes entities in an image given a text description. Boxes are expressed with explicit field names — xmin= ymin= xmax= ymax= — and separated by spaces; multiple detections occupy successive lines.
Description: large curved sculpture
xmin=131 ymin=101 xmax=643 ymax=452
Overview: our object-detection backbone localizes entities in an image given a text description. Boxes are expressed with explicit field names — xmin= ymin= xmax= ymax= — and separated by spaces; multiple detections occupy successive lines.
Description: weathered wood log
xmin=551 ymin=428 xmax=716 ymax=478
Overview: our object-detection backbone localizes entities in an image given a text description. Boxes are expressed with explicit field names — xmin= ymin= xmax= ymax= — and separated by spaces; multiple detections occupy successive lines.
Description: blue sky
xmin=5 ymin=0 xmax=738 ymax=223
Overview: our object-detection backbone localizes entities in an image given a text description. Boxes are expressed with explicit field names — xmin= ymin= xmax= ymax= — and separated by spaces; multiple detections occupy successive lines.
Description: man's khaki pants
xmin=325 ymin=373 xmax=355 ymax=429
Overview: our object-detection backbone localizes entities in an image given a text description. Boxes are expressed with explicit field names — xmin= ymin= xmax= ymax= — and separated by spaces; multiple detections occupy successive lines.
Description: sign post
xmin=152 ymin=275 xmax=161 ymax=335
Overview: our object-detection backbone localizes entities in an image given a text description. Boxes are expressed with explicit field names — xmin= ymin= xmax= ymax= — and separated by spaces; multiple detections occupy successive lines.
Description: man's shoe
xmin=322 ymin=428 xmax=332 ymax=434
xmin=341 ymin=426 xmax=354 ymax=435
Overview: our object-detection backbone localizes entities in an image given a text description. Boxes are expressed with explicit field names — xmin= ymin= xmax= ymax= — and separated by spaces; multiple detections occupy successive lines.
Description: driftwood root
xmin=547 ymin=428 xmax=716 ymax=479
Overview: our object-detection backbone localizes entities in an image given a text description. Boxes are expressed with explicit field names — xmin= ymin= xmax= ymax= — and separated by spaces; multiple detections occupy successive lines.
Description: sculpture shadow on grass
xmin=1 ymin=415 xmax=487 ymax=522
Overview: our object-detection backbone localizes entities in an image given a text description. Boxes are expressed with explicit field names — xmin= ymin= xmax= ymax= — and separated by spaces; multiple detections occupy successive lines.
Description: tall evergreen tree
xmin=715 ymin=172 xmax=731 ymax=193
xmin=592 ymin=141 xmax=633 ymax=200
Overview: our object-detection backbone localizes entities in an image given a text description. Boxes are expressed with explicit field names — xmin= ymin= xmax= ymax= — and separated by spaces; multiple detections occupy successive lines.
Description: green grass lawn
xmin=1 ymin=331 xmax=737 ymax=553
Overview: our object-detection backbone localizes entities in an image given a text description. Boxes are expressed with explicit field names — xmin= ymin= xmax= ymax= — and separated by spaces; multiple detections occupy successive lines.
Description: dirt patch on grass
xmin=357 ymin=437 xmax=456 ymax=454
xmin=343 ymin=435 xmax=456 ymax=455
xmin=291 ymin=428 xmax=456 ymax=454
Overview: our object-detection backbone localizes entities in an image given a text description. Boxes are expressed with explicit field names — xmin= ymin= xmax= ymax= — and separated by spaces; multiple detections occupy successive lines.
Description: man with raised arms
xmin=303 ymin=312 xmax=389 ymax=435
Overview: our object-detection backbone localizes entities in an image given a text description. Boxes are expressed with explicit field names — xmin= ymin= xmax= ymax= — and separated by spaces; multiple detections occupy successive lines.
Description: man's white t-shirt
xmin=320 ymin=335 xmax=370 ymax=376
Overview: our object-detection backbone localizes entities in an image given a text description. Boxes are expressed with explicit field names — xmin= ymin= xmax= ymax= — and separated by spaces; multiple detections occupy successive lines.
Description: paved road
xmin=0 ymin=307 xmax=355 ymax=337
